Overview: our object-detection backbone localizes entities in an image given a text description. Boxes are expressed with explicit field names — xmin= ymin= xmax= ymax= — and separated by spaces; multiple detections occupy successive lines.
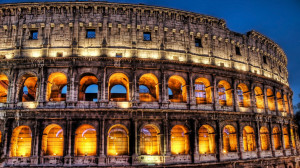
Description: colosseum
xmin=0 ymin=1 xmax=298 ymax=167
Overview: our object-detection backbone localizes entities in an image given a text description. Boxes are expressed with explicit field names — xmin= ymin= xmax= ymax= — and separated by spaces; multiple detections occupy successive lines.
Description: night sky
xmin=1 ymin=0 xmax=300 ymax=105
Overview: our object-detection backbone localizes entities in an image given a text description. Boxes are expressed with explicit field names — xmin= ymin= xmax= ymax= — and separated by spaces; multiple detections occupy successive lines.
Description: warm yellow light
xmin=141 ymin=156 xmax=162 ymax=164
xmin=223 ymin=149 xmax=227 ymax=153
xmin=117 ymin=102 xmax=131 ymax=108
xmin=202 ymin=58 xmax=210 ymax=64
xmin=32 ymin=51 xmax=41 ymax=57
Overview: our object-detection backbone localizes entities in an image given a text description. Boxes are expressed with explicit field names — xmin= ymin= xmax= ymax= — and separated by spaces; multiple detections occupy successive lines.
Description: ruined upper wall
xmin=0 ymin=1 xmax=289 ymax=86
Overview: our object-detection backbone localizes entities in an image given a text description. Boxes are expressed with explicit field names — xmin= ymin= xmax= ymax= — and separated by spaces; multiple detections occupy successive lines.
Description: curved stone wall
xmin=0 ymin=1 xmax=289 ymax=86
xmin=0 ymin=1 xmax=298 ymax=168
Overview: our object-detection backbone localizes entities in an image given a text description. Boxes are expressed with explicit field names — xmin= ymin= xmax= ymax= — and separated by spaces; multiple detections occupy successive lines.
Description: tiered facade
xmin=0 ymin=2 xmax=298 ymax=167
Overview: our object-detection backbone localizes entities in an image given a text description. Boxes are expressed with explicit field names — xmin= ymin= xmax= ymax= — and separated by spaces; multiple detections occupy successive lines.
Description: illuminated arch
xmin=168 ymin=75 xmax=187 ymax=103
xmin=47 ymin=72 xmax=68 ymax=101
xmin=284 ymin=95 xmax=289 ymax=113
xmin=243 ymin=126 xmax=256 ymax=151
xmin=0 ymin=74 xmax=8 ymax=103
xmin=237 ymin=83 xmax=250 ymax=107
xmin=171 ymin=125 xmax=189 ymax=155
xmin=273 ymin=127 xmax=282 ymax=150
xmin=223 ymin=125 xmax=237 ymax=152
xmin=109 ymin=73 xmax=129 ymax=101
xmin=19 ymin=74 xmax=38 ymax=102
xmin=10 ymin=126 xmax=32 ymax=157
xmin=139 ymin=73 xmax=159 ymax=102
xmin=78 ymin=75 xmax=98 ymax=101
xmin=195 ymin=77 xmax=212 ymax=104
xmin=42 ymin=124 xmax=63 ymax=156
xmin=75 ymin=124 xmax=97 ymax=156
xmin=199 ymin=125 xmax=216 ymax=154
xmin=260 ymin=127 xmax=270 ymax=151
xmin=276 ymin=92 xmax=284 ymax=112
xmin=140 ymin=124 xmax=160 ymax=155
xmin=254 ymin=87 xmax=264 ymax=109
xmin=218 ymin=80 xmax=232 ymax=106
xmin=107 ymin=124 xmax=129 ymax=156
xmin=267 ymin=89 xmax=275 ymax=111
xmin=291 ymin=128 xmax=296 ymax=148
xmin=283 ymin=127 xmax=290 ymax=149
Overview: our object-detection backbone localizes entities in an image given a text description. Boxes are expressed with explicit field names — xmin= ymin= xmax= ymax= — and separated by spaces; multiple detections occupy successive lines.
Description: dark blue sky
xmin=2 ymin=0 xmax=300 ymax=105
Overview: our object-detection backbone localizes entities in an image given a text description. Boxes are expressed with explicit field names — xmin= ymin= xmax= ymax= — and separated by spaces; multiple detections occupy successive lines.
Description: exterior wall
xmin=0 ymin=1 xmax=289 ymax=87
xmin=0 ymin=1 xmax=297 ymax=168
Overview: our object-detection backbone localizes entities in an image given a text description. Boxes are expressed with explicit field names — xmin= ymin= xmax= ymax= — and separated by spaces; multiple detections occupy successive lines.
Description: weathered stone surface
xmin=0 ymin=1 xmax=297 ymax=168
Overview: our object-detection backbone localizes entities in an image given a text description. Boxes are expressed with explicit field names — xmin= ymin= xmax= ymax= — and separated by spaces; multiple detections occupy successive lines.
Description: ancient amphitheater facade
xmin=0 ymin=1 xmax=298 ymax=167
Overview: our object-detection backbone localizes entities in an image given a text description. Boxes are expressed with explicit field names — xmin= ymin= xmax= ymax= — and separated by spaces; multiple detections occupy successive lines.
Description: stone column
xmin=193 ymin=119 xmax=199 ymax=163
xmin=212 ymin=74 xmax=217 ymax=111
xmin=64 ymin=119 xmax=72 ymax=166
xmin=269 ymin=122 xmax=275 ymax=157
xmin=98 ymin=118 xmax=105 ymax=165
xmin=133 ymin=119 xmax=138 ymax=156
xmin=131 ymin=69 xmax=138 ymax=106
xmin=9 ymin=69 xmax=18 ymax=108
xmin=164 ymin=119 xmax=170 ymax=155
xmin=250 ymin=81 xmax=256 ymax=113
xmin=189 ymin=71 xmax=195 ymax=106
xmin=288 ymin=123 xmax=294 ymax=155
xmin=101 ymin=118 xmax=105 ymax=156
xmin=287 ymin=93 xmax=292 ymax=116
xmin=256 ymin=121 xmax=261 ymax=158
xmin=263 ymin=85 xmax=268 ymax=114
xmin=280 ymin=123 xmax=286 ymax=156
xmin=97 ymin=81 xmax=101 ymax=102
xmin=232 ymin=78 xmax=237 ymax=112
xmin=161 ymin=70 xmax=168 ymax=109
xmin=274 ymin=88 xmax=279 ymax=115
xmin=100 ymin=68 xmax=108 ymax=107
xmin=37 ymin=66 xmax=46 ymax=106
xmin=237 ymin=121 xmax=243 ymax=159
xmin=217 ymin=120 xmax=222 ymax=162
xmin=30 ymin=120 xmax=39 ymax=165
xmin=2 ymin=126 xmax=8 ymax=156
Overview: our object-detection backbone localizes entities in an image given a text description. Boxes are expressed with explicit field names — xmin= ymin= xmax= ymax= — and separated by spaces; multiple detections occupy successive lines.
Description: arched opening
xmin=237 ymin=83 xmax=250 ymax=107
xmin=284 ymin=95 xmax=289 ymax=113
xmin=195 ymin=78 xmax=212 ymax=104
xmin=0 ymin=74 xmax=9 ymax=103
xmin=223 ymin=125 xmax=237 ymax=152
xmin=291 ymin=128 xmax=296 ymax=148
xmin=140 ymin=125 xmax=160 ymax=155
xmin=139 ymin=73 xmax=159 ymax=102
xmin=243 ymin=126 xmax=256 ymax=151
xmin=19 ymin=75 xmax=37 ymax=102
xmin=42 ymin=124 xmax=63 ymax=156
xmin=283 ymin=127 xmax=290 ymax=149
xmin=109 ymin=73 xmax=129 ymax=101
xmin=218 ymin=80 xmax=232 ymax=106
xmin=199 ymin=125 xmax=216 ymax=154
xmin=10 ymin=126 xmax=32 ymax=157
xmin=168 ymin=75 xmax=187 ymax=103
xmin=273 ymin=127 xmax=282 ymax=150
xmin=47 ymin=72 xmax=68 ymax=101
xmin=260 ymin=127 xmax=270 ymax=151
xmin=75 ymin=124 xmax=97 ymax=156
xmin=107 ymin=125 xmax=129 ymax=156
xmin=267 ymin=89 xmax=275 ymax=111
xmin=79 ymin=75 xmax=98 ymax=101
xmin=171 ymin=125 xmax=189 ymax=155
xmin=276 ymin=92 xmax=283 ymax=112
xmin=254 ymin=87 xmax=264 ymax=109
